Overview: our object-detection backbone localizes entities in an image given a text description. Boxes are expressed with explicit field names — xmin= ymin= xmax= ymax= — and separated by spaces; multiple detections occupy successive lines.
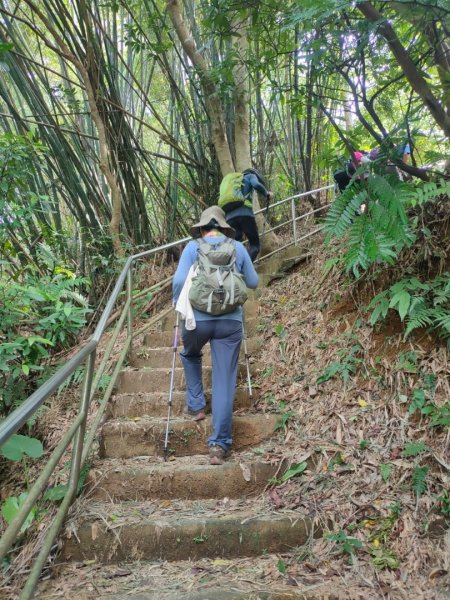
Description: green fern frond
xmin=434 ymin=312 xmax=450 ymax=336
xmin=325 ymin=188 xmax=368 ymax=239
xmin=413 ymin=179 xmax=450 ymax=206
xmin=404 ymin=308 xmax=436 ymax=337
xmin=59 ymin=289 xmax=89 ymax=307
xmin=412 ymin=466 xmax=429 ymax=499
xmin=402 ymin=441 xmax=429 ymax=457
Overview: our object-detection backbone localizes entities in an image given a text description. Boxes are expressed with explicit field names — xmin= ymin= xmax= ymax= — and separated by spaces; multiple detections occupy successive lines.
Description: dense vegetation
xmin=0 ymin=1 xmax=449 ymax=595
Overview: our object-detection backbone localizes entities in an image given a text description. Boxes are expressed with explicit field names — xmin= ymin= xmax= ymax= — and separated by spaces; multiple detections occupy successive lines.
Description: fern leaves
xmin=368 ymin=273 xmax=450 ymax=343
xmin=412 ymin=466 xmax=429 ymax=499
xmin=325 ymin=188 xmax=368 ymax=239
xmin=413 ymin=179 xmax=450 ymax=206
xmin=325 ymin=174 xmax=415 ymax=276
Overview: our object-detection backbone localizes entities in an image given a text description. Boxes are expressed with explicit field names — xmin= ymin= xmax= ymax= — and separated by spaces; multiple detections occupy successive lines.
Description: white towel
xmin=175 ymin=264 xmax=197 ymax=330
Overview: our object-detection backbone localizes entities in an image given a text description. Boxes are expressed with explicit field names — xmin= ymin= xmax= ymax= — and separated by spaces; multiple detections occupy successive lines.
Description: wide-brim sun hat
xmin=190 ymin=205 xmax=236 ymax=239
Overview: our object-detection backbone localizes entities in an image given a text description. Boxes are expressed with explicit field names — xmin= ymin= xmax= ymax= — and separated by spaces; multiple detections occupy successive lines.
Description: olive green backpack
xmin=188 ymin=240 xmax=248 ymax=315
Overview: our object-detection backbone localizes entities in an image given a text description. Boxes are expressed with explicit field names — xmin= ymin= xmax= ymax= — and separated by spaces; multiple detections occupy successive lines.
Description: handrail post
xmin=291 ymin=196 xmax=298 ymax=245
xmin=126 ymin=265 xmax=133 ymax=355
xmin=68 ymin=350 xmax=96 ymax=493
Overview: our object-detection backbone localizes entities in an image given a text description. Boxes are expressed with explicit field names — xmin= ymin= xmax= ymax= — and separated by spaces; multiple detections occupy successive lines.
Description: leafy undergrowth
xmin=3 ymin=226 xmax=449 ymax=599
xmin=35 ymin=233 xmax=450 ymax=600
xmin=0 ymin=256 xmax=176 ymax=598
xmin=253 ymin=235 xmax=450 ymax=599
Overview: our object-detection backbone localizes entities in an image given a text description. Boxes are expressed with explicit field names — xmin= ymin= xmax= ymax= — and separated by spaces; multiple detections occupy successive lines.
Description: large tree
xmin=165 ymin=0 xmax=278 ymax=253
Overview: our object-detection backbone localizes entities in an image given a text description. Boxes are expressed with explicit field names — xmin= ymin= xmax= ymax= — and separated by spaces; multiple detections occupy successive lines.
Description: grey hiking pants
xmin=180 ymin=319 xmax=243 ymax=451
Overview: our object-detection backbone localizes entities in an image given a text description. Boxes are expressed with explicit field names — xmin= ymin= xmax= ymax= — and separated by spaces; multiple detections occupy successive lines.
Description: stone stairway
xmin=56 ymin=247 xmax=322 ymax=599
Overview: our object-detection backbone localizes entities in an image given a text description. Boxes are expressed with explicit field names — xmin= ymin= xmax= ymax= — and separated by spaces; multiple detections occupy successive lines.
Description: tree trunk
xmin=233 ymin=18 xmax=251 ymax=172
xmin=358 ymin=1 xmax=450 ymax=139
xmin=166 ymin=0 xmax=235 ymax=174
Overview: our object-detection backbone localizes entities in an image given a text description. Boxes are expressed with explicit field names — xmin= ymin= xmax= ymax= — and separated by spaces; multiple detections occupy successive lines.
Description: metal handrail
xmin=0 ymin=183 xmax=333 ymax=599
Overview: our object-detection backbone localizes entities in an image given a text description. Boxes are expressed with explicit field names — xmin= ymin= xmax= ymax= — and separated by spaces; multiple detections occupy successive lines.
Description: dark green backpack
xmin=188 ymin=240 xmax=248 ymax=315
xmin=218 ymin=172 xmax=247 ymax=213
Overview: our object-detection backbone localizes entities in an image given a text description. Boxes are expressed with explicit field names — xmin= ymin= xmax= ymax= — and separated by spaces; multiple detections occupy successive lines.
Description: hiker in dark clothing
xmin=369 ymin=142 xmax=411 ymax=179
xmin=333 ymin=150 xmax=369 ymax=192
xmin=225 ymin=169 xmax=273 ymax=262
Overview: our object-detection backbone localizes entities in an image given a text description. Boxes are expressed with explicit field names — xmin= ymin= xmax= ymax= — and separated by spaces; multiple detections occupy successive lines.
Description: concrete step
xmin=37 ymin=557 xmax=337 ymax=599
xmin=115 ymin=362 xmax=263 ymax=395
xmin=256 ymin=257 xmax=282 ymax=275
xmin=62 ymin=498 xmax=320 ymax=563
xmin=131 ymin=338 xmax=261 ymax=368
xmin=99 ymin=414 xmax=278 ymax=459
xmin=108 ymin=387 xmax=254 ymax=419
xmin=86 ymin=452 xmax=282 ymax=501
xmin=127 ymin=590 xmax=332 ymax=600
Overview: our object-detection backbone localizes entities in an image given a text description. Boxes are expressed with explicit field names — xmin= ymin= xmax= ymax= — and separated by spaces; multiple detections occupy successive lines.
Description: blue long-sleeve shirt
xmin=172 ymin=236 xmax=259 ymax=322
xmin=225 ymin=173 xmax=269 ymax=221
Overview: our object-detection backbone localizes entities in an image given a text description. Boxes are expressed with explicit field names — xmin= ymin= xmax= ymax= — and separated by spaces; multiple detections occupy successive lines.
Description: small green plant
xmin=270 ymin=461 xmax=308 ymax=485
xmin=325 ymin=176 xmax=450 ymax=277
xmin=421 ymin=403 xmax=450 ymax=427
xmin=273 ymin=323 xmax=286 ymax=355
xmin=408 ymin=388 xmax=427 ymax=414
xmin=401 ymin=441 xmax=430 ymax=458
xmin=412 ymin=466 xmax=429 ymax=500
xmin=325 ymin=529 xmax=363 ymax=559
xmin=0 ymin=271 xmax=91 ymax=412
xmin=364 ymin=502 xmax=402 ymax=565
xmin=408 ymin=387 xmax=450 ymax=427
xmin=263 ymin=392 xmax=276 ymax=406
xmin=316 ymin=344 xmax=363 ymax=386
xmin=261 ymin=366 xmax=274 ymax=378
xmin=359 ymin=439 xmax=369 ymax=450
xmin=435 ymin=490 xmax=450 ymax=519
xmin=43 ymin=461 xmax=91 ymax=503
xmin=180 ymin=430 xmax=194 ymax=445
xmin=328 ymin=451 xmax=346 ymax=472
xmin=1 ymin=493 xmax=38 ymax=534
xmin=274 ymin=409 xmax=296 ymax=432
xmin=277 ymin=558 xmax=287 ymax=575
xmin=379 ymin=463 xmax=393 ymax=482
xmin=367 ymin=274 xmax=450 ymax=343
xmin=395 ymin=351 xmax=418 ymax=373
xmin=0 ymin=434 xmax=43 ymax=461
xmin=193 ymin=534 xmax=208 ymax=544
xmin=325 ymin=174 xmax=416 ymax=276
xmin=371 ymin=545 xmax=400 ymax=570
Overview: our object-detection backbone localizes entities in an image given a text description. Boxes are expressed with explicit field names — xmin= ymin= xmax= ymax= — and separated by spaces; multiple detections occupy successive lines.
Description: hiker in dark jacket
xmin=172 ymin=206 xmax=259 ymax=465
xmin=225 ymin=168 xmax=273 ymax=262
xmin=333 ymin=150 xmax=369 ymax=192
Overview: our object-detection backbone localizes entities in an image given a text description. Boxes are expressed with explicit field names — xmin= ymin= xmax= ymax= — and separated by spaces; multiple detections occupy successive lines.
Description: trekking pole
xmin=242 ymin=308 xmax=252 ymax=399
xmin=163 ymin=311 xmax=179 ymax=461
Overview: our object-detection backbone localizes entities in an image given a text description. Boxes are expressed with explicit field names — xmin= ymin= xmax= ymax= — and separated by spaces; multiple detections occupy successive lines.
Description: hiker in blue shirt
xmin=369 ymin=141 xmax=412 ymax=179
xmin=173 ymin=206 xmax=259 ymax=465
xmin=225 ymin=168 xmax=273 ymax=262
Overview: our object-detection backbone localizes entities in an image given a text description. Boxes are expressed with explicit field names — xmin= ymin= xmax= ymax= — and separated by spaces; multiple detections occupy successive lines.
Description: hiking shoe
xmin=183 ymin=406 xmax=206 ymax=421
xmin=192 ymin=410 xmax=206 ymax=422
xmin=209 ymin=445 xmax=228 ymax=466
